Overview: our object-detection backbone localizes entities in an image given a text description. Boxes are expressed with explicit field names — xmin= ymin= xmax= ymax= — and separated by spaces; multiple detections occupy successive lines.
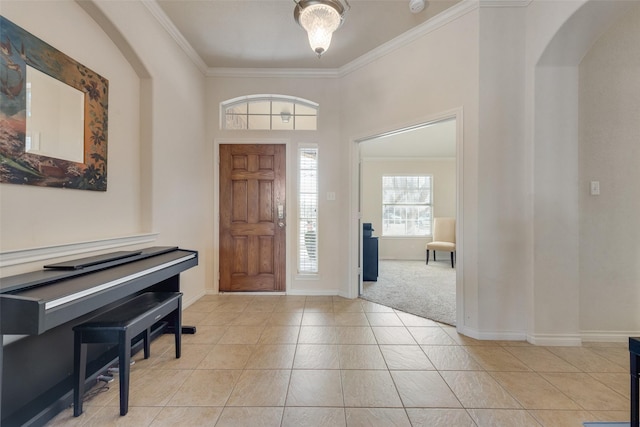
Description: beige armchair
xmin=426 ymin=217 xmax=456 ymax=268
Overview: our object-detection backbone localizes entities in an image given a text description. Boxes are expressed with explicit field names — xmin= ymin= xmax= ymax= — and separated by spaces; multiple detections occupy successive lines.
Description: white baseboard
xmin=458 ymin=325 xmax=528 ymax=342
xmin=219 ymin=292 xmax=287 ymax=296
xmin=203 ymin=289 xmax=340 ymax=297
xmin=201 ymin=289 xmax=359 ymax=300
xmin=459 ymin=326 xmax=634 ymax=346
xmin=526 ymin=333 xmax=582 ymax=346
xmin=581 ymin=330 xmax=638 ymax=343
xmin=285 ymin=289 xmax=340 ymax=296
xmin=528 ymin=331 xmax=638 ymax=345
xmin=182 ymin=291 xmax=207 ymax=309
xmin=337 ymin=290 xmax=353 ymax=299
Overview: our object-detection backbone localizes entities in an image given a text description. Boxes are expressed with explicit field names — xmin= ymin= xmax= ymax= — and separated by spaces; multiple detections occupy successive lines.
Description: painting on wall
xmin=0 ymin=16 xmax=108 ymax=191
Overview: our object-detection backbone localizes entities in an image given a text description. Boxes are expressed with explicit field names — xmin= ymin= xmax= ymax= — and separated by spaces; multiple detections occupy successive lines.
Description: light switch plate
xmin=590 ymin=181 xmax=600 ymax=196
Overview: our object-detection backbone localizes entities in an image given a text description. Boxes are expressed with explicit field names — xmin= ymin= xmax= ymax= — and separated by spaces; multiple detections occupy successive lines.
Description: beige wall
xmin=1 ymin=0 xmax=638 ymax=344
xmin=528 ymin=0 xmax=637 ymax=343
xmin=96 ymin=0 xmax=210 ymax=305
xmin=361 ymin=158 xmax=456 ymax=260
xmin=0 ymin=0 xmax=209 ymax=306
xmin=578 ymin=4 xmax=640 ymax=336
xmin=206 ymin=76 xmax=345 ymax=295
xmin=340 ymin=8 xmax=479 ymax=328
xmin=0 ymin=2 xmax=143 ymax=252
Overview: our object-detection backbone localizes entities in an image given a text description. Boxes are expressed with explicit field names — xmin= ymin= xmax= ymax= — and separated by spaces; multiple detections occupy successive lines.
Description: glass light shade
xmin=299 ymin=3 xmax=341 ymax=56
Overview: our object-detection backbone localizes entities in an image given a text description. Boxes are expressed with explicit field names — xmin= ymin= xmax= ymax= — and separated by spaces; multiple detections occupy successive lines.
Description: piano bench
xmin=72 ymin=291 xmax=182 ymax=417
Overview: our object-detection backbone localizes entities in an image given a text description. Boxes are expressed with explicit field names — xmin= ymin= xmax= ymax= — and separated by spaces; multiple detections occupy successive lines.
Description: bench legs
xmin=174 ymin=297 xmax=182 ymax=359
xmin=632 ymin=351 xmax=639 ymax=427
xmin=73 ymin=338 xmax=87 ymax=417
xmin=143 ymin=328 xmax=151 ymax=359
xmin=73 ymin=297 xmax=181 ymax=417
xmin=73 ymin=329 xmax=133 ymax=417
xmin=118 ymin=332 xmax=132 ymax=416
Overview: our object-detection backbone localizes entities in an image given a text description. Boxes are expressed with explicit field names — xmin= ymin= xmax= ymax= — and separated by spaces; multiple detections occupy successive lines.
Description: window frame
xmin=221 ymin=94 xmax=318 ymax=131
xmin=381 ymin=174 xmax=433 ymax=238
xmin=297 ymin=144 xmax=319 ymax=275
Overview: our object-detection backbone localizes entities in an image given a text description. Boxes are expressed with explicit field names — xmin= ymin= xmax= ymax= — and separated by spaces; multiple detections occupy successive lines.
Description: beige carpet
xmin=361 ymin=259 xmax=456 ymax=326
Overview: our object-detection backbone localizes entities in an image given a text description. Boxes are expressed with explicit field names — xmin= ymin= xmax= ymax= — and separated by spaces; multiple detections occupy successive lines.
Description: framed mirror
xmin=0 ymin=16 xmax=108 ymax=191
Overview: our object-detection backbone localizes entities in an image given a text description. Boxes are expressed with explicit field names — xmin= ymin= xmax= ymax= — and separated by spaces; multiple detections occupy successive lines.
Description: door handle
xmin=277 ymin=202 xmax=285 ymax=227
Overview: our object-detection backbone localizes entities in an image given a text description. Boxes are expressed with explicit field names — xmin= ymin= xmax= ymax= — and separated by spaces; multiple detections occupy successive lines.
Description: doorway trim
xmin=213 ymin=138 xmax=293 ymax=294
xmin=348 ymin=108 xmax=464 ymax=329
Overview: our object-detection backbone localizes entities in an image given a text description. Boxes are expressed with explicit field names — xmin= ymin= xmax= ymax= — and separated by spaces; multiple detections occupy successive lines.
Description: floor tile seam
xmin=584 ymin=372 xmax=630 ymax=400
xmin=563 ymin=359 xmax=626 ymax=374
xmin=146 ymin=342 xmax=172 ymax=361
xmin=485 ymin=370 xmax=586 ymax=412
xmin=203 ymin=403 xmax=488 ymax=408
xmin=337 ymin=360 xmax=348 ymax=417
xmin=533 ymin=376 xmax=618 ymax=414
xmin=283 ymin=357 xmax=299 ymax=412
xmin=75 ymin=405 xmax=117 ymax=426
xmin=439 ymin=369 xmax=529 ymax=411
xmin=178 ymin=340 xmax=226 ymax=348
xmin=223 ymin=369 xmax=286 ymax=408
xmin=581 ymin=366 xmax=629 ymax=374
xmin=544 ymin=347 xmax=607 ymax=372
xmin=142 ymin=368 xmax=204 ymax=408
xmin=414 ymin=342 xmax=444 ymax=370
xmin=427 ymin=346 xmax=489 ymax=374
xmin=592 ymin=354 xmax=629 ymax=370
xmin=422 ymin=368 xmax=467 ymax=411
xmin=244 ymin=308 xmax=278 ymax=313
xmin=459 ymin=408 xmax=482 ymax=427
xmin=465 ymin=408 xmax=545 ymax=427
xmin=457 ymin=345 xmax=530 ymax=371
xmin=523 ymin=408 xmax=551 ymax=426
xmin=500 ymin=343 xmax=547 ymax=369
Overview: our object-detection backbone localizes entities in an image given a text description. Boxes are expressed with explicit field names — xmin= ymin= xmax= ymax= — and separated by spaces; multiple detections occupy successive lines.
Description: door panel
xmin=220 ymin=144 xmax=285 ymax=292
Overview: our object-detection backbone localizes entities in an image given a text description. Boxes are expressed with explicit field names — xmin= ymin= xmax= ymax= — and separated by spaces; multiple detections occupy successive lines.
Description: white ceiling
xmin=360 ymin=118 xmax=456 ymax=158
xmin=152 ymin=0 xmax=461 ymax=70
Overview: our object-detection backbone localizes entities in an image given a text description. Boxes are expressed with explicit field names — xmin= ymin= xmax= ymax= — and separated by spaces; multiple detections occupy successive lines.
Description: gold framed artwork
xmin=0 ymin=16 xmax=108 ymax=191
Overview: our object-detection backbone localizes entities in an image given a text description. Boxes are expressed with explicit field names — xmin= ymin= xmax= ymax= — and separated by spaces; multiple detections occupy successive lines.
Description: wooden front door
xmin=219 ymin=144 xmax=286 ymax=292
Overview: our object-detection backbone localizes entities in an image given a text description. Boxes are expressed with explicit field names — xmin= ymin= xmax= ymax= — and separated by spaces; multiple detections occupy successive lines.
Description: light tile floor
xmin=46 ymin=295 xmax=631 ymax=427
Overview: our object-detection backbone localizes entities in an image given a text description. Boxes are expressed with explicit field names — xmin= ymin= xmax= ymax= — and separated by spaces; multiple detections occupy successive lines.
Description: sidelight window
xmin=298 ymin=146 xmax=318 ymax=273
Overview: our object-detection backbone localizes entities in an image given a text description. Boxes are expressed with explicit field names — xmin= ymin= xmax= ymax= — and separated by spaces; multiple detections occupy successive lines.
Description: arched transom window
xmin=221 ymin=95 xmax=318 ymax=131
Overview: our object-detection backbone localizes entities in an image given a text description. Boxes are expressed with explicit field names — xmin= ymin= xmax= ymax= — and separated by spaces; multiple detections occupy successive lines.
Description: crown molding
xmin=207 ymin=67 xmax=341 ymax=79
xmin=141 ymin=0 xmax=208 ymax=75
xmin=338 ymin=0 xmax=479 ymax=77
xmin=479 ymin=0 xmax=532 ymax=7
xmin=147 ymin=0 xmax=480 ymax=79
xmin=361 ymin=157 xmax=456 ymax=162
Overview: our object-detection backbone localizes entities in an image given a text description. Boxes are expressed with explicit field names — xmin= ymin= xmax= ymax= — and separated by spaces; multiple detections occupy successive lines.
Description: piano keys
xmin=1 ymin=246 xmax=197 ymax=335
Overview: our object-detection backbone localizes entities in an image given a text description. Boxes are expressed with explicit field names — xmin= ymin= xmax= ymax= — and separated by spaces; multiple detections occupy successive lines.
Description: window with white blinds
xmin=298 ymin=146 xmax=318 ymax=273
xmin=382 ymin=175 xmax=432 ymax=237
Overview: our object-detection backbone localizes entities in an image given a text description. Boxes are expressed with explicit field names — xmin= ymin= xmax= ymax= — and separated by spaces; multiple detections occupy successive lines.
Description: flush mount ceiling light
xmin=294 ymin=0 xmax=350 ymax=57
